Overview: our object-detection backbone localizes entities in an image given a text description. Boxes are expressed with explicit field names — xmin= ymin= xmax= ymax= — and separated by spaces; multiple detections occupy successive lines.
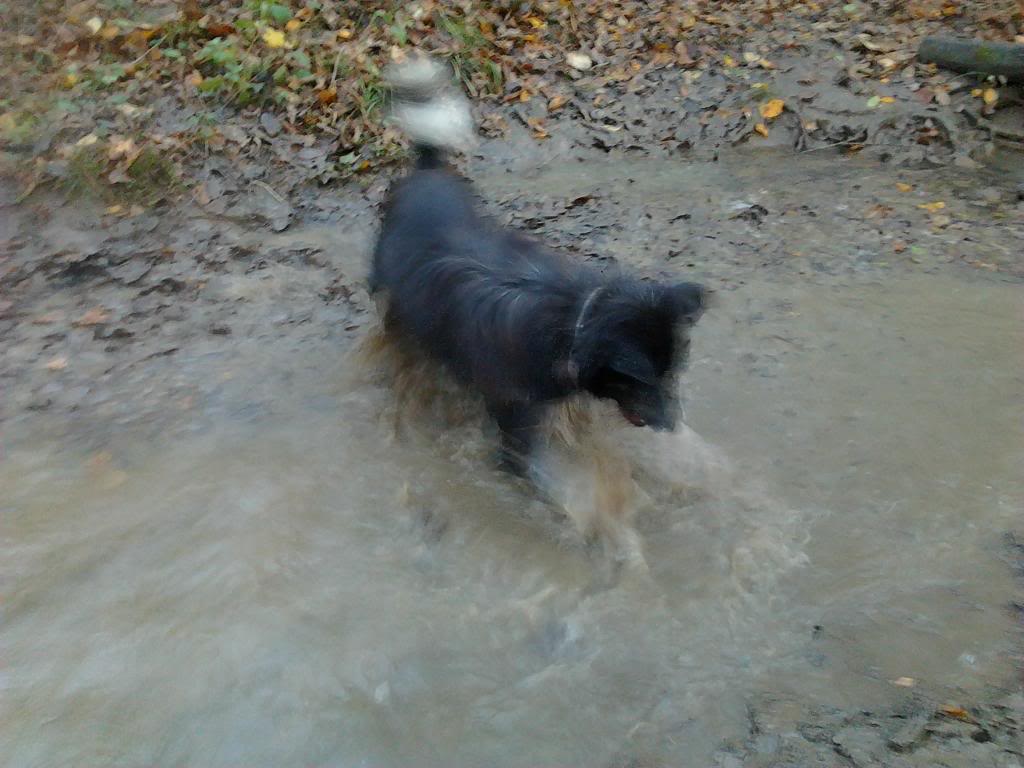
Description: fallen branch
xmin=918 ymin=36 xmax=1024 ymax=83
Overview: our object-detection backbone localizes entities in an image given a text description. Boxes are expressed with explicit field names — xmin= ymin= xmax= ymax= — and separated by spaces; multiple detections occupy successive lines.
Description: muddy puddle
xmin=2 ymin=155 xmax=1022 ymax=766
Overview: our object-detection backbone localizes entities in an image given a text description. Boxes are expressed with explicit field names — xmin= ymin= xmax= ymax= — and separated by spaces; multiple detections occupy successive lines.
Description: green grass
xmin=65 ymin=144 xmax=179 ymax=206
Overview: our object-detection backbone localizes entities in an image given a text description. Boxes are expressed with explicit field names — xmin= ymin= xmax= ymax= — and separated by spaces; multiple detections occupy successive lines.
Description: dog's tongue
xmin=622 ymin=410 xmax=646 ymax=427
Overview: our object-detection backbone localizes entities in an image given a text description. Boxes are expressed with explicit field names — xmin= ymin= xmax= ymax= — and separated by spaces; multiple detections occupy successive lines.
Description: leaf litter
xmin=1 ymin=0 xmax=1021 ymax=199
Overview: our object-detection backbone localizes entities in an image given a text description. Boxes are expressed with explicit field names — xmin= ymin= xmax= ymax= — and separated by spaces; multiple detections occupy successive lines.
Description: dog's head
xmin=570 ymin=281 xmax=707 ymax=431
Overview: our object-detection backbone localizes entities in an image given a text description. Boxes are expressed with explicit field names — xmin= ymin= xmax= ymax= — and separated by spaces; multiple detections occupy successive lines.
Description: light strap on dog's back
xmin=566 ymin=287 xmax=605 ymax=385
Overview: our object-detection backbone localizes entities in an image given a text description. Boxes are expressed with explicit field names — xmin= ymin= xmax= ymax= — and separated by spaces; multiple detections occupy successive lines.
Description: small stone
xmin=259 ymin=112 xmax=282 ymax=137
xmin=888 ymin=714 xmax=929 ymax=753
xmin=566 ymin=52 xmax=593 ymax=71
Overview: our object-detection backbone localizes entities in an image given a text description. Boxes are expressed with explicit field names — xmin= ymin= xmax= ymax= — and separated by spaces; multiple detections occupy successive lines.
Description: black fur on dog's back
xmin=372 ymin=169 xmax=592 ymax=404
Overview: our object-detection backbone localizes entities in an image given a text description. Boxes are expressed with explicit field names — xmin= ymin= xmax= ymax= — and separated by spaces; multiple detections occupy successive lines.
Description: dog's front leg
xmin=488 ymin=401 xmax=542 ymax=477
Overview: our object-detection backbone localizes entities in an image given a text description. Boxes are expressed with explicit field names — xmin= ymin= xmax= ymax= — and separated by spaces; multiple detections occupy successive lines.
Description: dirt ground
xmin=2 ymin=2 xmax=1024 ymax=766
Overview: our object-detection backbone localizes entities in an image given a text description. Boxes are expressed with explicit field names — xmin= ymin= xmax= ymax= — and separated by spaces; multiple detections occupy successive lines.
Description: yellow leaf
xmin=971 ymin=88 xmax=982 ymax=97
xmin=754 ymin=122 xmax=769 ymax=137
xmin=759 ymin=98 xmax=784 ymax=119
xmin=100 ymin=24 xmax=120 ymax=40
xmin=723 ymin=55 xmax=736 ymax=67
xmin=880 ymin=96 xmax=895 ymax=103
xmin=896 ymin=182 xmax=912 ymax=192
xmin=263 ymin=28 xmax=286 ymax=48
xmin=917 ymin=201 xmax=945 ymax=212
xmin=526 ymin=16 xmax=545 ymax=28
xmin=337 ymin=28 xmax=353 ymax=40
xmin=983 ymin=88 xmax=997 ymax=105
xmin=64 ymin=70 xmax=79 ymax=88
xmin=939 ymin=704 xmax=970 ymax=720
xmin=680 ymin=12 xmax=697 ymax=29
xmin=285 ymin=18 xmax=301 ymax=32
xmin=743 ymin=51 xmax=759 ymax=64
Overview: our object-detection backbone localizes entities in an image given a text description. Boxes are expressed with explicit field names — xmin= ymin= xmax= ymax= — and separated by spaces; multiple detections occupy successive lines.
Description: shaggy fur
xmin=370 ymin=55 xmax=708 ymax=509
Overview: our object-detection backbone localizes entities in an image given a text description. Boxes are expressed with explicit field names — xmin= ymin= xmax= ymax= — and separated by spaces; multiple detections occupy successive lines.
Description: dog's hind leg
xmin=488 ymin=401 xmax=542 ymax=477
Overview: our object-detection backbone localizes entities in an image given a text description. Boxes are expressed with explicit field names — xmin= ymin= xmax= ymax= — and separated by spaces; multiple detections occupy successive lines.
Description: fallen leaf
xmin=108 ymin=137 xmax=136 ymax=160
xmin=754 ymin=122 xmax=769 ymax=137
xmin=759 ymin=98 xmax=784 ymax=119
xmin=982 ymin=88 xmax=997 ymax=105
xmin=45 ymin=356 xmax=68 ymax=371
xmin=285 ymin=18 xmax=301 ymax=32
xmin=939 ymin=704 xmax=970 ymax=720
xmin=934 ymin=88 xmax=951 ymax=106
xmin=75 ymin=133 xmax=99 ymax=147
xmin=971 ymin=88 xmax=983 ymax=97
xmin=105 ymin=204 xmax=124 ymax=215
xmin=723 ymin=54 xmax=737 ymax=67
xmin=866 ymin=95 xmax=881 ymax=108
xmin=896 ymin=182 xmax=912 ymax=192
xmin=99 ymin=24 xmax=119 ymax=41
xmin=891 ymin=676 xmax=915 ymax=687
xmin=317 ymin=88 xmax=337 ymax=105
xmin=85 ymin=16 xmax=103 ymax=34
xmin=680 ymin=12 xmax=697 ymax=29
xmin=547 ymin=94 xmax=567 ymax=112
xmin=566 ymin=52 xmax=592 ymax=71
xmin=743 ymin=51 xmax=759 ymax=64
xmin=73 ymin=307 xmax=110 ymax=327
xmin=893 ymin=240 xmax=907 ymax=253
xmin=263 ymin=28 xmax=287 ymax=49
xmin=917 ymin=201 xmax=945 ymax=212
xmin=803 ymin=120 xmax=818 ymax=131
xmin=880 ymin=96 xmax=895 ymax=104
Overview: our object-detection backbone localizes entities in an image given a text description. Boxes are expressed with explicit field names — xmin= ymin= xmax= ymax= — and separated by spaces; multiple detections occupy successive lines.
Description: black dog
xmin=370 ymin=57 xmax=707 ymax=476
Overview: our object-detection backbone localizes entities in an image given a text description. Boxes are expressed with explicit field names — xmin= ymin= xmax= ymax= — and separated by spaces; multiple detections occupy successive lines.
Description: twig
xmin=128 ymin=35 xmax=166 ymax=67
xmin=800 ymin=140 xmax=892 ymax=153
xmin=251 ymin=179 xmax=286 ymax=203
xmin=330 ymin=50 xmax=343 ymax=89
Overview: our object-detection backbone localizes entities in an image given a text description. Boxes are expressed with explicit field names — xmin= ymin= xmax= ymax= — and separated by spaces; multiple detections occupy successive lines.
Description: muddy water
xmin=2 ymin=159 xmax=1023 ymax=766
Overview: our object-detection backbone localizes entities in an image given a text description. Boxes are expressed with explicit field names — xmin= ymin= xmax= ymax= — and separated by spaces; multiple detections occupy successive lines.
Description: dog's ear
xmin=658 ymin=281 xmax=707 ymax=325
xmin=608 ymin=347 xmax=659 ymax=386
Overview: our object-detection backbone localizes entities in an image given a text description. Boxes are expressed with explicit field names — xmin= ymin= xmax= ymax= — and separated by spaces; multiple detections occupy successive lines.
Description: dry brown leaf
xmin=547 ymin=94 xmax=567 ymax=112
xmin=759 ymin=98 xmax=784 ymax=119
xmin=317 ymin=88 xmax=337 ymax=106
xmin=74 ymin=307 xmax=110 ymax=326
xmin=893 ymin=240 xmax=907 ymax=253
xmin=939 ymin=704 xmax=970 ymax=720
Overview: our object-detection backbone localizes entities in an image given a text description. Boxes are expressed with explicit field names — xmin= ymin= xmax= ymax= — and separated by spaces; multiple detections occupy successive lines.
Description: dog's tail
xmin=385 ymin=54 xmax=474 ymax=168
